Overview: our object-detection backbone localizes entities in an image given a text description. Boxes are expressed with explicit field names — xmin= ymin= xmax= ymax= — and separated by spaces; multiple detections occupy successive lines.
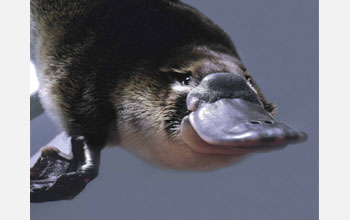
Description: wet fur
xmin=31 ymin=0 xmax=275 ymax=170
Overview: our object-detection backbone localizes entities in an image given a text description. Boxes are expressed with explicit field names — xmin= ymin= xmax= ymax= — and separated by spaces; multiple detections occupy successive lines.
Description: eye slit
xmin=167 ymin=71 xmax=193 ymax=85
xmin=182 ymin=76 xmax=192 ymax=86
xmin=173 ymin=72 xmax=192 ymax=85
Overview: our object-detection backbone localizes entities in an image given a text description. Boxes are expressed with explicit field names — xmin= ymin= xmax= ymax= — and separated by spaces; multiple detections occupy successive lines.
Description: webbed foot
xmin=30 ymin=137 xmax=100 ymax=202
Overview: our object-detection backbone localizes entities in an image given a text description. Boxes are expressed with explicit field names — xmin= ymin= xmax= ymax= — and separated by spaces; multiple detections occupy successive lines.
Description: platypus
xmin=30 ymin=0 xmax=307 ymax=202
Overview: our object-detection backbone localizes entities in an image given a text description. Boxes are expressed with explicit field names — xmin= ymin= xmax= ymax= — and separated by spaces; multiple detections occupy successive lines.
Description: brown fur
xmin=31 ymin=0 xmax=275 ymax=170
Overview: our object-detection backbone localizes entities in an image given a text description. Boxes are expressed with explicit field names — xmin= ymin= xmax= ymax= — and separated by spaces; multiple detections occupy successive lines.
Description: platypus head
xmin=114 ymin=46 xmax=307 ymax=170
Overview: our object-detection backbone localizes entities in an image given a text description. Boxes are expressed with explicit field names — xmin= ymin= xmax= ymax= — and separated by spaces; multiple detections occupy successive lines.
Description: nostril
xmin=264 ymin=120 xmax=273 ymax=124
xmin=250 ymin=120 xmax=261 ymax=125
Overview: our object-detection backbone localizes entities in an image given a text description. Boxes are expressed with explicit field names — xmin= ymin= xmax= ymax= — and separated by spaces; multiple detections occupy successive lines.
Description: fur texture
xmin=31 ymin=0 xmax=275 ymax=170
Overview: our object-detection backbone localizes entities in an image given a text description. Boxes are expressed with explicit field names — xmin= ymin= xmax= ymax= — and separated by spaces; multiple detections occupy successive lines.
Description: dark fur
xmin=31 ymin=0 xmax=280 ymax=202
xmin=31 ymin=0 xmax=274 ymax=150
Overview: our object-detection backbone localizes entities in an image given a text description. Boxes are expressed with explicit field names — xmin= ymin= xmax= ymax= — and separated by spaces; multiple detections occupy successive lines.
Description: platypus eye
xmin=170 ymin=72 xmax=192 ymax=86
xmin=182 ymin=76 xmax=192 ymax=86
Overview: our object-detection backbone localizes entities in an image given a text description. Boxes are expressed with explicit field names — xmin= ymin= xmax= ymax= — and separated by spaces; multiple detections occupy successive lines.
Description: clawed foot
xmin=30 ymin=137 xmax=100 ymax=202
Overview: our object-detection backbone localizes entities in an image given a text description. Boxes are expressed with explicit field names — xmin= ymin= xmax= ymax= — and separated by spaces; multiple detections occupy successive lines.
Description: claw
xmin=30 ymin=137 xmax=101 ymax=203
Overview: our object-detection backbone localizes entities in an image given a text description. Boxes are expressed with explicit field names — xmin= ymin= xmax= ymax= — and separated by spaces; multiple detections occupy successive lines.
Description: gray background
xmin=30 ymin=0 xmax=318 ymax=219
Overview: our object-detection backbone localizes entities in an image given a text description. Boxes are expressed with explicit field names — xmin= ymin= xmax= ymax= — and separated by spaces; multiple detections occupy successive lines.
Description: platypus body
xmin=30 ymin=0 xmax=307 ymax=202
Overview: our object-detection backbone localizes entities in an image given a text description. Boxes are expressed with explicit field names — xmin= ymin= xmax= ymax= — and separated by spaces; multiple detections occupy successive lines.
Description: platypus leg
xmin=30 ymin=136 xmax=101 ymax=203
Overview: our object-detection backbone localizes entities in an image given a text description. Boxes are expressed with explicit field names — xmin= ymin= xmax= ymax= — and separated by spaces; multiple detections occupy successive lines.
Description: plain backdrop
xmin=30 ymin=0 xmax=318 ymax=219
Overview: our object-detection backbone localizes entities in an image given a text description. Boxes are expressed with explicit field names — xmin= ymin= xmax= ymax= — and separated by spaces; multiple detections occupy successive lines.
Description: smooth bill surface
xmin=181 ymin=99 xmax=307 ymax=155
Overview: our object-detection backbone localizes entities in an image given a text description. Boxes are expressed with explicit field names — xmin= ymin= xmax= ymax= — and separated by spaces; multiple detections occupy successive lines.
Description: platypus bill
xmin=30 ymin=0 xmax=307 ymax=202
